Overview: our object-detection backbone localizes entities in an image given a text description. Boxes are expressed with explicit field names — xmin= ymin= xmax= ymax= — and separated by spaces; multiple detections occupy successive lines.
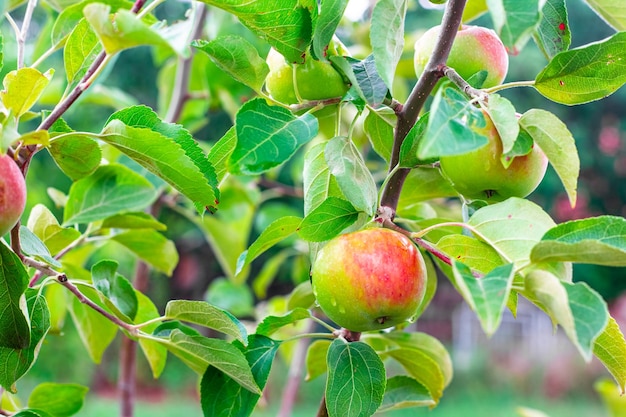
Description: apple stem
xmin=380 ymin=0 xmax=468 ymax=215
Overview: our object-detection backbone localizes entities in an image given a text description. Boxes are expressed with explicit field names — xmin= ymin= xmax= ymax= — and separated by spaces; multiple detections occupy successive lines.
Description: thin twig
xmin=17 ymin=0 xmax=38 ymax=68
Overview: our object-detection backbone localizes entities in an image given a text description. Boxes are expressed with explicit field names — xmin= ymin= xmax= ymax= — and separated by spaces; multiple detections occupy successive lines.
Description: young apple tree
xmin=0 ymin=0 xmax=626 ymax=416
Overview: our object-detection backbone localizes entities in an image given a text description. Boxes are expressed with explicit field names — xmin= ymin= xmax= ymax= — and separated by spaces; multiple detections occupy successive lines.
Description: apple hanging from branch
xmin=0 ymin=153 xmax=26 ymax=237
xmin=311 ymin=228 xmax=427 ymax=332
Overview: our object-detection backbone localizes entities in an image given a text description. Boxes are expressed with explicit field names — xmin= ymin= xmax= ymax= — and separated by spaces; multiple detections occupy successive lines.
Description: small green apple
xmin=311 ymin=228 xmax=427 ymax=332
xmin=414 ymin=24 xmax=508 ymax=89
xmin=265 ymin=47 xmax=349 ymax=105
xmin=439 ymin=112 xmax=548 ymax=202
xmin=0 ymin=153 xmax=26 ymax=236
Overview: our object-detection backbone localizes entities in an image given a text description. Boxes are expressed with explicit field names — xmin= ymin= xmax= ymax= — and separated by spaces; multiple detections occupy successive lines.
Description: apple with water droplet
xmin=311 ymin=228 xmax=427 ymax=332
xmin=0 ymin=153 xmax=26 ymax=236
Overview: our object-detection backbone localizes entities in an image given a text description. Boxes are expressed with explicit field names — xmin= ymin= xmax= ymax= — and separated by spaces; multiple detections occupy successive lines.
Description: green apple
xmin=439 ymin=112 xmax=548 ymax=202
xmin=265 ymin=48 xmax=349 ymax=105
xmin=414 ymin=24 xmax=508 ymax=89
xmin=311 ymin=228 xmax=427 ymax=332
xmin=0 ymin=153 xmax=26 ymax=236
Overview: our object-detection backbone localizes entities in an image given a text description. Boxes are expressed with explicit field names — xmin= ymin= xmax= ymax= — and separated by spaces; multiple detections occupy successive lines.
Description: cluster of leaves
xmin=0 ymin=0 xmax=626 ymax=416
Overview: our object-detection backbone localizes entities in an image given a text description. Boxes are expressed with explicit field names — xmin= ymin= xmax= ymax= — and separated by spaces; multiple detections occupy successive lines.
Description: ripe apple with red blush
xmin=311 ymin=228 xmax=427 ymax=332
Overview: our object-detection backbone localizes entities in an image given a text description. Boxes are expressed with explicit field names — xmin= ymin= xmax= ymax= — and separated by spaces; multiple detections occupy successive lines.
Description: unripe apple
xmin=311 ymin=228 xmax=427 ymax=332
xmin=414 ymin=25 xmax=508 ymax=89
xmin=265 ymin=47 xmax=349 ymax=105
xmin=439 ymin=112 xmax=548 ymax=202
xmin=0 ymin=153 xmax=26 ymax=236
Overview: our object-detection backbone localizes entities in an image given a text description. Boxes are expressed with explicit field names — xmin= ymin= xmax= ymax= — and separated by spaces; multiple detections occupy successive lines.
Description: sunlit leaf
xmin=534 ymin=32 xmax=626 ymax=105
xmin=531 ymin=216 xmax=626 ymax=266
xmin=193 ymin=36 xmax=269 ymax=92
xmin=593 ymin=317 xmax=626 ymax=393
xmin=165 ymin=300 xmax=247 ymax=344
xmin=371 ymin=0 xmax=407 ymax=91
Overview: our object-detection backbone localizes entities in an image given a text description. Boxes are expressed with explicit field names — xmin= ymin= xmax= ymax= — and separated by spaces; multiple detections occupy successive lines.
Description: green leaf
xmin=101 ymin=212 xmax=166 ymax=231
xmin=417 ymin=87 xmax=489 ymax=160
xmin=13 ymin=410 xmax=54 ymax=417
xmin=376 ymin=331 xmax=453 ymax=388
xmin=379 ymin=376 xmax=435 ymax=412
xmin=486 ymin=94 xmax=518 ymax=156
xmin=193 ymin=36 xmax=269 ymax=92
xmin=0 ymin=290 xmax=50 ymax=393
xmin=325 ymin=136 xmax=378 ymax=216
xmin=298 ymin=197 xmax=359 ymax=242
xmin=287 ymin=280 xmax=316 ymax=311
xmin=135 ymin=290 xmax=167 ymax=378
xmin=28 ymin=383 xmax=88 ymax=417
xmin=18 ymin=227 xmax=61 ymax=269
xmin=386 ymin=347 xmax=445 ymax=403
xmin=593 ymin=317 xmax=626 ymax=393
xmin=229 ymin=98 xmax=318 ymax=175
xmin=165 ymin=300 xmax=247 ymax=344
xmin=583 ymin=0 xmax=626 ymax=31
xmin=68 ymin=286 xmax=118 ymax=363
xmin=91 ymin=260 xmax=138 ymax=321
xmin=200 ymin=335 xmax=279 ymax=417
xmin=564 ymin=281 xmax=609 ymax=360
xmin=205 ymin=278 xmax=254 ymax=318
xmin=397 ymin=167 xmax=457 ymax=211
xmin=111 ymin=229 xmax=179 ymax=275
xmin=399 ymin=114 xmax=430 ymax=168
xmin=48 ymin=134 xmax=102 ymax=181
xmin=325 ymin=339 xmax=386 ymax=417
xmin=436 ymin=234 xmax=504 ymax=276
xmin=51 ymin=0 xmax=136 ymax=45
xmin=236 ymin=216 xmax=302 ymax=276
xmin=525 ymin=271 xmax=608 ymax=360
xmin=0 ymin=243 xmax=30 ymax=349
xmin=199 ymin=182 xmax=258 ymax=281
xmin=64 ymin=19 xmax=101 ymax=91
xmin=208 ymin=127 xmax=237 ymax=184
xmin=370 ymin=0 xmax=407 ymax=91
xmin=364 ymin=108 xmax=394 ymax=163
xmin=302 ymin=142 xmax=344 ymax=215
xmin=468 ymin=198 xmax=557 ymax=267
xmin=256 ymin=307 xmax=311 ymax=337
xmin=486 ymin=0 xmax=541 ymax=53
xmin=534 ymin=0 xmax=571 ymax=59
xmin=452 ymin=262 xmax=515 ymax=336
xmin=519 ymin=109 xmax=578 ymax=206
xmin=530 ymin=216 xmax=626 ymax=266
xmin=157 ymin=330 xmax=261 ymax=394
xmin=349 ymin=55 xmax=388 ymax=107
xmin=534 ymin=32 xmax=626 ymax=105
xmin=312 ymin=0 xmax=348 ymax=62
xmin=306 ymin=339 xmax=331 ymax=381
xmin=63 ymin=164 xmax=157 ymax=225
xmin=105 ymin=105 xmax=219 ymax=213
xmin=83 ymin=3 xmax=182 ymax=56
xmin=199 ymin=0 xmax=314 ymax=63
xmin=1 ymin=68 xmax=53 ymax=118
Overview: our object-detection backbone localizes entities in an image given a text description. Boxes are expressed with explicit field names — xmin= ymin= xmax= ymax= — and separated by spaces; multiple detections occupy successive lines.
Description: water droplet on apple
xmin=330 ymin=297 xmax=337 ymax=307
xmin=338 ymin=306 xmax=346 ymax=314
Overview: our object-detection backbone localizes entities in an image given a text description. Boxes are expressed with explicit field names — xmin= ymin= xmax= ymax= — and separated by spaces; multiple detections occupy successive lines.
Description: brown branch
xmin=380 ymin=0 xmax=468 ymax=215
xmin=57 ymin=274 xmax=136 ymax=333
